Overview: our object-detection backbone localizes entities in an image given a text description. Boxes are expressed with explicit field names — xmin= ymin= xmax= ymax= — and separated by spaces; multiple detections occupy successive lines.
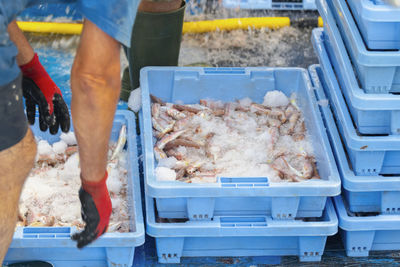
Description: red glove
xmin=72 ymin=171 xmax=112 ymax=248
xmin=20 ymin=53 xmax=70 ymax=134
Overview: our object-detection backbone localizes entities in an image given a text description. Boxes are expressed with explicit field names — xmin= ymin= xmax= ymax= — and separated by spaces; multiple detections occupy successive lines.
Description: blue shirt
xmin=0 ymin=0 xmax=138 ymax=86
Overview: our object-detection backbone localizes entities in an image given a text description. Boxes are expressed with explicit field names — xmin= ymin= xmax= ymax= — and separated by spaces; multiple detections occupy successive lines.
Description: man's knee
xmin=138 ymin=0 xmax=183 ymax=12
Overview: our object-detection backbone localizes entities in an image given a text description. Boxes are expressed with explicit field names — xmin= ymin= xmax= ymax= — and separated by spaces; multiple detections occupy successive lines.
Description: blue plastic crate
xmin=347 ymin=0 xmax=400 ymax=50
xmin=222 ymin=0 xmax=316 ymax=10
xmin=4 ymin=111 xmax=145 ymax=267
xmin=310 ymin=32 xmax=400 ymax=176
xmin=311 ymin=25 xmax=400 ymax=135
xmin=146 ymin=196 xmax=337 ymax=263
xmin=334 ymin=195 xmax=400 ymax=257
xmin=139 ymin=66 xmax=340 ymax=221
xmin=310 ymin=64 xmax=400 ymax=214
xmin=318 ymin=0 xmax=400 ymax=94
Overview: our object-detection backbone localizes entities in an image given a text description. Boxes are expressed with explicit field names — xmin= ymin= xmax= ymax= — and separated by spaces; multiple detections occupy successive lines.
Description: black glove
xmin=72 ymin=172 xmax=112 ymax=248
xmin=22 ymin=77 xmax=70 ymax=134
xmin=20 ymin=53 xmax=70 ymax=134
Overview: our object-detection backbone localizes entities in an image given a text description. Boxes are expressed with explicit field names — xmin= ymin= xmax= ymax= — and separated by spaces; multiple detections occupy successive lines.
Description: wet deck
xmin=132 ymin=234 xmax=400 ymax=266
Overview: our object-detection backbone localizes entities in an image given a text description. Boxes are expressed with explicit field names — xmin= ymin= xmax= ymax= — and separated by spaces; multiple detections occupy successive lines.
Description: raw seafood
xmin=151 ymin=91 xmax=319 ymax=183
xmin=18 ymin=133 xmax=131 ymax=232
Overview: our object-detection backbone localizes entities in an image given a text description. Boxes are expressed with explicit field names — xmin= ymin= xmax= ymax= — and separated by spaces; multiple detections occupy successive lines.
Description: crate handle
xmin=204 ymin=67 xmax=246 ymax=74
xmin=22 ymin=227 xmax=73 ymax=239
xmin=219 ymin=216 xmax=268 ymax=228
xmin=220 ymin=177 xmax=269 ymax=188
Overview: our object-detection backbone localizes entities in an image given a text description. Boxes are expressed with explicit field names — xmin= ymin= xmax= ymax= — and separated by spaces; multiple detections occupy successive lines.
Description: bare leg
xmin=0 ymin=130 xmax=37 ymax=264
xmin=71 ymin=20 xmax=121 ymax=183
xmin=7 ymin=20 xmax=34 ymax=66
xmin=138 ymin=0 xmax=182 ymax=12
xmin=1 ymin=20 xmax=37 ymax=264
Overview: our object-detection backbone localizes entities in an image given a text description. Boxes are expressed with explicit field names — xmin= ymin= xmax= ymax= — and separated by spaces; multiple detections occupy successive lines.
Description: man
xmin=120 ymin=0 xmax=185 ymax=101
xmin=0 ymin=0 xmax=138 ymax=265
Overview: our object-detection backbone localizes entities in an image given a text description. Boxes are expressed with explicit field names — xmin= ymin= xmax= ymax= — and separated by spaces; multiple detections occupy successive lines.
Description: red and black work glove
xmin=72 ymin=171 xmax=112 ymax=248
xmin=20 ymin=53 xmax=70 ymax=134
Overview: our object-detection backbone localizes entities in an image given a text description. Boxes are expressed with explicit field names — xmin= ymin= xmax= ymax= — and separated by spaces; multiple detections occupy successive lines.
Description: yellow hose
xmin=183 ymin=17 xmax=290 ymax=34
xmin=16 ymin=21 xmax=83 ymax=35
xmin=318 ymin=17 xmax=323 ymax=27
xmin=17 ymin=16 xmax=322 ymax=35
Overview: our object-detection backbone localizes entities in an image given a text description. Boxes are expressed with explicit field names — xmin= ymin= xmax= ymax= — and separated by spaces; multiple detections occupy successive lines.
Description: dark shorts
xmin=0 ymin=74 xmax=28 ymax=151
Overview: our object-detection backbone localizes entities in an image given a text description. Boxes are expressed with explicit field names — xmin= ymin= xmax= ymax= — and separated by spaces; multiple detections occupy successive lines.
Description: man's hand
xmin=72 ymin=171 xmax=112 ymax=248
xmin=20 ymin=53 xmax=70 ymax=134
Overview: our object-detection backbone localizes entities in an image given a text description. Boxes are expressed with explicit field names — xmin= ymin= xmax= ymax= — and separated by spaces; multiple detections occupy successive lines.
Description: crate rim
xmin=140 ymin=65 xmax=309 ymax=74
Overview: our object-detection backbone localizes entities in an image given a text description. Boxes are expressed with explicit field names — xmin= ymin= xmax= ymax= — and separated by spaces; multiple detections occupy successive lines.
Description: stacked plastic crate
xmin=139 ymin=67 xmax=341 ymax=263
xmin=311 ymin=0 xmax=400 ymax=257
xmin=4 ymin=111 xmax=145 ymax=267
xmin=222 ymin=0 xmax=316 ymax=10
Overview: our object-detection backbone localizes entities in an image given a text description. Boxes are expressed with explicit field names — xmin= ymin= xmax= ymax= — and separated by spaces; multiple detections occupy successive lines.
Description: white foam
xmin=238 ymin=97 xmax=252 ymax=107
xmin=263 ymin=90 xmax=289 ymax=107
xmin=52 ymin=140 xmax=68 ymax=154
xmin=158 ymin=157 xmax=178 ymax=168
xmin=155 ymin=167 xmax=176 ymax=181
xmin=37 ymin=140 xmax=54 ymax=157
xmin=128 ymin=87 xmax=142 ymax=112
xmin=60 ymin=132 xmax=77 ymax=146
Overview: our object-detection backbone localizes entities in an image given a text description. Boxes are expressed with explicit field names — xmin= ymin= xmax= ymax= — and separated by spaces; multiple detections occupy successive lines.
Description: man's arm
xmin=70 ymin=19 xmax=121 ymax=248
xmin=7 ymin=20 xmax=34 ymax=66
xmin=71 ymin=19 xmax=121 ymax=183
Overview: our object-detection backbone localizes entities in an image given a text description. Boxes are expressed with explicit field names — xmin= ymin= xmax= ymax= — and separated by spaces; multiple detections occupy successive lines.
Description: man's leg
xmin=0 ymin=130 xmax=36 ymax=264
xmin=0 ymin=18 xmax=38 ymax=266
xmin=137 ymin=0 xmax=182 ymax=12
xmin=0 ymin=74 xmax=36 ymax=264
xmin=120 ymin=0 xmax=185 ymax=101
